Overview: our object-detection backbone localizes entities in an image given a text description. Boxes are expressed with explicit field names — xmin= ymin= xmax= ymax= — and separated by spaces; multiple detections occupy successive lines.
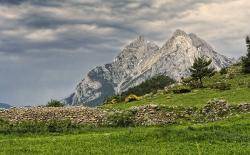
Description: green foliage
xmin=121 ymin=75 xmax=175 ymax=97
xmin=172 ymin=85 xmax=191 ymax=94
xmin=189 ymin=56 xmax=215 ymax=87
xmin=220 ymin=67 xmax=228 ymax=75
xmin=125 ymin=94 xmax=141 ymax=102
xmin=181 ymin=77 xmax=202 ymax=88
xmin=104 ymin=95 xmax=122 ymax=105
xmin=242 ymin=36 xmax=250 ymax=73
xmin=46 ymin=99 xmax=64 ymax=107
xmin=210 ymin=82 xmax=231 ymax=90
xmin=0 ymin=114 xmax=249 ymax=154
xmin=105 ymin=75 xmax=175 ymax=104
xmin=107 ymin=111 xmax=134 ymax=127
xmin=0 ymin=119 xmax=79 ymax=134
xmin=104 ymin=66 xmax=250 ymax=110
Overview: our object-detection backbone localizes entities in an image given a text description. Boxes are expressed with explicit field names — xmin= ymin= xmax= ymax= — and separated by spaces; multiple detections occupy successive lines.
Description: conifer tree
xmin=242 ymin=36 xmax=250 ymax=73
xmin=189 ymin=56 xmax=215 ymax=87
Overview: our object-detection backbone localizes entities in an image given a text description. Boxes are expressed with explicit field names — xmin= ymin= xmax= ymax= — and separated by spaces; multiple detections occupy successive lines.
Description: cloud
xmin=0 ymin=0 xmax=249 ymax=106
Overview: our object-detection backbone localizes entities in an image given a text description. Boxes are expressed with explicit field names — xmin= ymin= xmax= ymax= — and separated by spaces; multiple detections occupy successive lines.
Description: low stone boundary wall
xmin=0 ymin=106 xmax=107 ymax=125
xmin=0 ymin=100 xmax=249 ymax=126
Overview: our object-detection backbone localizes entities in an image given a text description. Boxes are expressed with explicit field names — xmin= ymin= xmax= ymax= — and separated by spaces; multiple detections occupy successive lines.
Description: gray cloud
xmin=0 ymin=0 xmax=249 ymax=106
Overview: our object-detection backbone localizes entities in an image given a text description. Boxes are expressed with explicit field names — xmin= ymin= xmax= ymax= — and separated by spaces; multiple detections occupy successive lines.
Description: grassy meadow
xmin=0 ymin=65 xmax=249 ymax=155
xmin=0 ymin=113 xmax=249 ymax=155
xmin=103 ymin=70 xmax=250 ymax=110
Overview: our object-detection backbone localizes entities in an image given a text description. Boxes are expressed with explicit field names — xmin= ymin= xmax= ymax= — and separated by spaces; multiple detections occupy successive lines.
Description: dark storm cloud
xmin=0 ymin=0 xmax=249 ymax=106
xmin=0 ymin=0 xmax=62 ymax=6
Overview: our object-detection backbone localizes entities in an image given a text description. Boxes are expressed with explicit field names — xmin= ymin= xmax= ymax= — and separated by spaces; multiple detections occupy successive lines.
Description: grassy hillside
xmin=103 ymin=65 xmax=250 ymax=110
xmin=0 ymin=64 xmax=249 ymax=155
xmin=0 ymin=113 xmax=249 ymax=155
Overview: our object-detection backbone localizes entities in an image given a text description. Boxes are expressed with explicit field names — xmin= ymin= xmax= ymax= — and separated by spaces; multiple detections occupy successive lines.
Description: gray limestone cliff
xmin=64 ymin=30 xmax=234 ymax=106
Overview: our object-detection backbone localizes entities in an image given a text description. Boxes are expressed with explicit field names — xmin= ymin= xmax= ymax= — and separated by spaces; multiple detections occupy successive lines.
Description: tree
xmin=121 ymin=75 xmax=175 ymax=97
xmin=189 ymin=56 xmax=215 ymax=87
xmin=242 ymin=36 xmax=250 ymax=73
xmin=46 ymin=99 xmax=64 ymax=107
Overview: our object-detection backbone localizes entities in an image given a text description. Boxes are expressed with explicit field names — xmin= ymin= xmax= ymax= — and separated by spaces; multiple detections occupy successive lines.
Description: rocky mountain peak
xmin=64 ymin=30 xmax=234 ymax=107
xmin=173 ymin=29 xmax=188 ymax=37
xmin=126 ymin=35 xmax=146 ymax=49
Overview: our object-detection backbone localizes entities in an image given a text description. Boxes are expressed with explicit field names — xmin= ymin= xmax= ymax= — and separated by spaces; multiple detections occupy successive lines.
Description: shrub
xmin=0 ymin=119 xmax=78 ymax=134
xmin=248 ymin=82 xmax=250 ymax=88
xmin=210 ymin=82 xmax=231 ymax=90
xmin=172 ymin=85 xmax=191 ymax=94
xmin=220 ymin=67 xmax=228 ymax=75
xmin=125 ymin=94 xmax=141 ymax=102
xmin=226 ymin=73 xmax=235 ymax=79
xmin=46 ymin=99 xmax=64 ymax=107
xmin=103 ymin=95 xmax=122 ymax=105
xmin=181 ymin=77 xmax=202 ymax=88
xmin=107 ymin=111 xmax=134 ymax=127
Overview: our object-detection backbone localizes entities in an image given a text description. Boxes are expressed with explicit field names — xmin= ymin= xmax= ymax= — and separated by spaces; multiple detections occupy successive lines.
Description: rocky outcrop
xmin=65 ymin=30 xmax=234 ymax=106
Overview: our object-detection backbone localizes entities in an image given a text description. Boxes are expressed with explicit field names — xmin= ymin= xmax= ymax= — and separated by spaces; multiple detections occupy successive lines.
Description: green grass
xmin=103 ymin=72 xmax=250 ymax=110
xmin=0 ymin=65 xmax=249 ymax=154
xmin=0 ymin=113 xmax=249 ymax=155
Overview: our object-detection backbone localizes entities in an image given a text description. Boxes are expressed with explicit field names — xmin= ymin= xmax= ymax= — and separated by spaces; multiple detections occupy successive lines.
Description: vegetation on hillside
xmin=242 ymin=36 xmax=250 ymax=73
xmin=0 ymin=113 xmax=249 ymax=154
xmin=103 ymin=64 xmax=250 ymax=110
xmin=104 ymin=75 xmax=174 ymax=104
xmin=189 ymin=56 xmax=215 ymax=87
xmin=46 ymin=99 xmax=64 ymax=107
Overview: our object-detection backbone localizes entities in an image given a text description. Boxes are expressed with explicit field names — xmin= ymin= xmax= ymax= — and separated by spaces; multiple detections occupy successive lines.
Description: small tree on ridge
xmin=242 ymin=36 xmax=250 ymax=73
xmin=189 ymin=56 xmax=215 ymax=87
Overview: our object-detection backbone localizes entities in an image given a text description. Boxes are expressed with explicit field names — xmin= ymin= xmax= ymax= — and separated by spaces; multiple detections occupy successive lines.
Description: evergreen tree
xmin=189 ymin=56 xmax=215 ymax=87
xmin=242 ymin=36 xmax=250 ymax=73
xmin=46 ymin=99 xmax=64 ymax=107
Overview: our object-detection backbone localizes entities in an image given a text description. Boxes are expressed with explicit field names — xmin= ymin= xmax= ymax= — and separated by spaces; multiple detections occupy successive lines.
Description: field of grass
xmin=0 ymin=113 xmax=249 ymax=155
xmin=0 ymin=65 xmax=249 ymax=154
xmin=103 ymin=70 xmax=250 ymax=110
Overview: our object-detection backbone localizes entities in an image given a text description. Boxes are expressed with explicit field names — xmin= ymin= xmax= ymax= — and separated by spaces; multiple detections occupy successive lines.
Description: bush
xmin=226 ymin=73 xmax=235 ymax=79
xmin=181 ymin=77 xmax=202 ymax=88
xmin=125 ymin=94 xmax=141 ymax=102
xmin=220 ymin=67 xmax=228 ymax=75
xmin=210 ymin=82 xmax=231 ymax=90
xmin=107 ymin=111 xmax=134 ymax=127
xmin=47 ymin=99 xmax=64 ymax=107
xmin=103 ymin=95 xmax=122 ymax=105
xmin=248 ymin=82 xmax=250 ymax=88
xmin=0 ymin=119 xmax=78 ymax=134
xmin=172 ymin=85 xmax=191 ymax=94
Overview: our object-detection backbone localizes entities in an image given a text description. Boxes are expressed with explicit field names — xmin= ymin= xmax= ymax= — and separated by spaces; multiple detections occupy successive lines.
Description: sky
xmin=0 ymin=0 xmax=249 ymax=107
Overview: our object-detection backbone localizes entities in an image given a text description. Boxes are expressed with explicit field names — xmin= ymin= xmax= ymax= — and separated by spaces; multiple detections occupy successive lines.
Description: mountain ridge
xmin=64 ymin=29 xmax=234 ymax=106
xmin=0 ymin=103 xmax=11 ymax=109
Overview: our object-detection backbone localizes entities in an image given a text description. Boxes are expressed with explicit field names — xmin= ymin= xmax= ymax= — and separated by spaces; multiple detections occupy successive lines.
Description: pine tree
xmin=189 ymin=56 xmax=215 ymax=87
xmin=242 ymin=36 xmax=250 ymax=73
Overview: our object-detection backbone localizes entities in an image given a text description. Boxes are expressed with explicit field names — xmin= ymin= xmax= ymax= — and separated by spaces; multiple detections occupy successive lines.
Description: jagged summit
xmin=64 ymin=30 xmax=234 ymax=107
xmin=173 ymin=29 xmax=188 ymax=37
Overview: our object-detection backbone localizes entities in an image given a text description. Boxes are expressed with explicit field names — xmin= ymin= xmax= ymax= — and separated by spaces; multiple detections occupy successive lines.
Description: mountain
xmin=64 ymin=30 xmax=234 ymax=107
xmin=0 ymin=103 xmax=11 ymax=109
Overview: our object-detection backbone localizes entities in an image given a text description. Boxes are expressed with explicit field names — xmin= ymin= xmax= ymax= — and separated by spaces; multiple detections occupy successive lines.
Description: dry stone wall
xmin=0 ymin=100 xmax=249 ymax=126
